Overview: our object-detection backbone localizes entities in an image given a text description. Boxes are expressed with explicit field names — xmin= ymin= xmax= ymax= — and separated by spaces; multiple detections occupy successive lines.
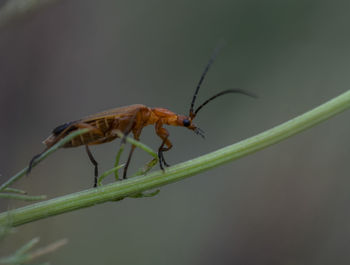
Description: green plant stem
xmin=1 ymin=90 xmax=350 ymax=227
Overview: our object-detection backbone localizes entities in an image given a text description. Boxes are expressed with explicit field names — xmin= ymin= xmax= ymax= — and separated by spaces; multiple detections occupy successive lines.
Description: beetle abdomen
xmin=44 ymin=117 xmax=118 ymax=148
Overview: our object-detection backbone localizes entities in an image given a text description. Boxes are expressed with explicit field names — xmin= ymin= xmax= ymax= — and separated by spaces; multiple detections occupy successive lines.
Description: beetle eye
xmin=183 ymin=119 xmax=191 ymax=127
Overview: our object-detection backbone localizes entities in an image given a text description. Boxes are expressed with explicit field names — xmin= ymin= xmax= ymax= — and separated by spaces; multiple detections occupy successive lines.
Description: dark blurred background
xmin=1 ymin=0 xmax=350 ymax=264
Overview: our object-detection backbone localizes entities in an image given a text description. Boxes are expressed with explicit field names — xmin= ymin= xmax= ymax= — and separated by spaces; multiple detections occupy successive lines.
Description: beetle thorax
xmin=147 ymin=107 xmax=179 ymax=126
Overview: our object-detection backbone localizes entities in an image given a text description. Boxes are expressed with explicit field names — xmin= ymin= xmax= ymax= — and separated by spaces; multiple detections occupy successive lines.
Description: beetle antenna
xmin=194 ymin=89 xmax=257 ymax=117
xmin=189 ymin=44 xmax=224 ymax=119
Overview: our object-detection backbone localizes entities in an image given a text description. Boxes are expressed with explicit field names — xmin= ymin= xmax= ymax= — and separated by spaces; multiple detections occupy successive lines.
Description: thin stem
xmin=114 ymin=131 xmax=158 ymax=159
xmin=3 ymin=188 xmax=27 ymax=194
xmin=0 ymin=90 xmax=350 ymax=227
xmin=113 ymin=143 xmax=125 ymax=180
xmin=98 ymin=165 xmax=125 ymax=187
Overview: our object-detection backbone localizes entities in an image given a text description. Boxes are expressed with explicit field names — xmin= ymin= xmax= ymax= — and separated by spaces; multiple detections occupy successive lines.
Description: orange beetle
xmin=29 ymin=48 xmax=256 ymax=187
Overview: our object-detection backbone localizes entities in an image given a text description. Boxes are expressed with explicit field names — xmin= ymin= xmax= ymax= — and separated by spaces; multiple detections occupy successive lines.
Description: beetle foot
xmin=158 ymin=150 xmax=170 ymax=170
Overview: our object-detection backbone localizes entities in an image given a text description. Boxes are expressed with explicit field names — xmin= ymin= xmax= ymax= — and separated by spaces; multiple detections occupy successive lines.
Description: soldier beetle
xmin=28 ymin=47 xmax=256 ymax=187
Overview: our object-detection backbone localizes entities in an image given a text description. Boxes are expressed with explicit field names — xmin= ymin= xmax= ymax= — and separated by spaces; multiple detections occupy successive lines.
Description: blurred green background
xmin=1 ymin=0 xmax=350 ymax=264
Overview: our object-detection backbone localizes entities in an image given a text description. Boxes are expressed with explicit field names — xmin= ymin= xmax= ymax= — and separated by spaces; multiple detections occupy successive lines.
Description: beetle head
xmin=176 ymin=115 xmax=205 ymax=138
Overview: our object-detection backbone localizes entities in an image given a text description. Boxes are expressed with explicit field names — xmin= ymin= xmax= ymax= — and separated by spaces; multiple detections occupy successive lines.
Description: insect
xmin=28 ymin=47 xmax=256 ymax=187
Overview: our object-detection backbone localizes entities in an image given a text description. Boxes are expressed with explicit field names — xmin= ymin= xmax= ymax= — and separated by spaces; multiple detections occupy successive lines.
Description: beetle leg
xmin=158 ymin=138 xmax=172 ymax=169
xmin=69 ymin=123 xmax=102 ymax=187
xmin=122 ymin=127 xmax=144 ymax=179
xmin=155 ymin=121 xmax=173 ymax=170
xmin=27 ymin=150 xmax=47 ymax=175
xmin=85 ymin=145 xmax=99 ymax=187
xmin=123 ymin=144 xmax=137 ymax=179
xmin=28 ymin=154 xmax=40 ymax=174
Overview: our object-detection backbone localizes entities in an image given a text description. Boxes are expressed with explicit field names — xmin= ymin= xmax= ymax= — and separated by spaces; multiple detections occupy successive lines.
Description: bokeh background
xmin=1 ymin=0 xmax=350 ymax=264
